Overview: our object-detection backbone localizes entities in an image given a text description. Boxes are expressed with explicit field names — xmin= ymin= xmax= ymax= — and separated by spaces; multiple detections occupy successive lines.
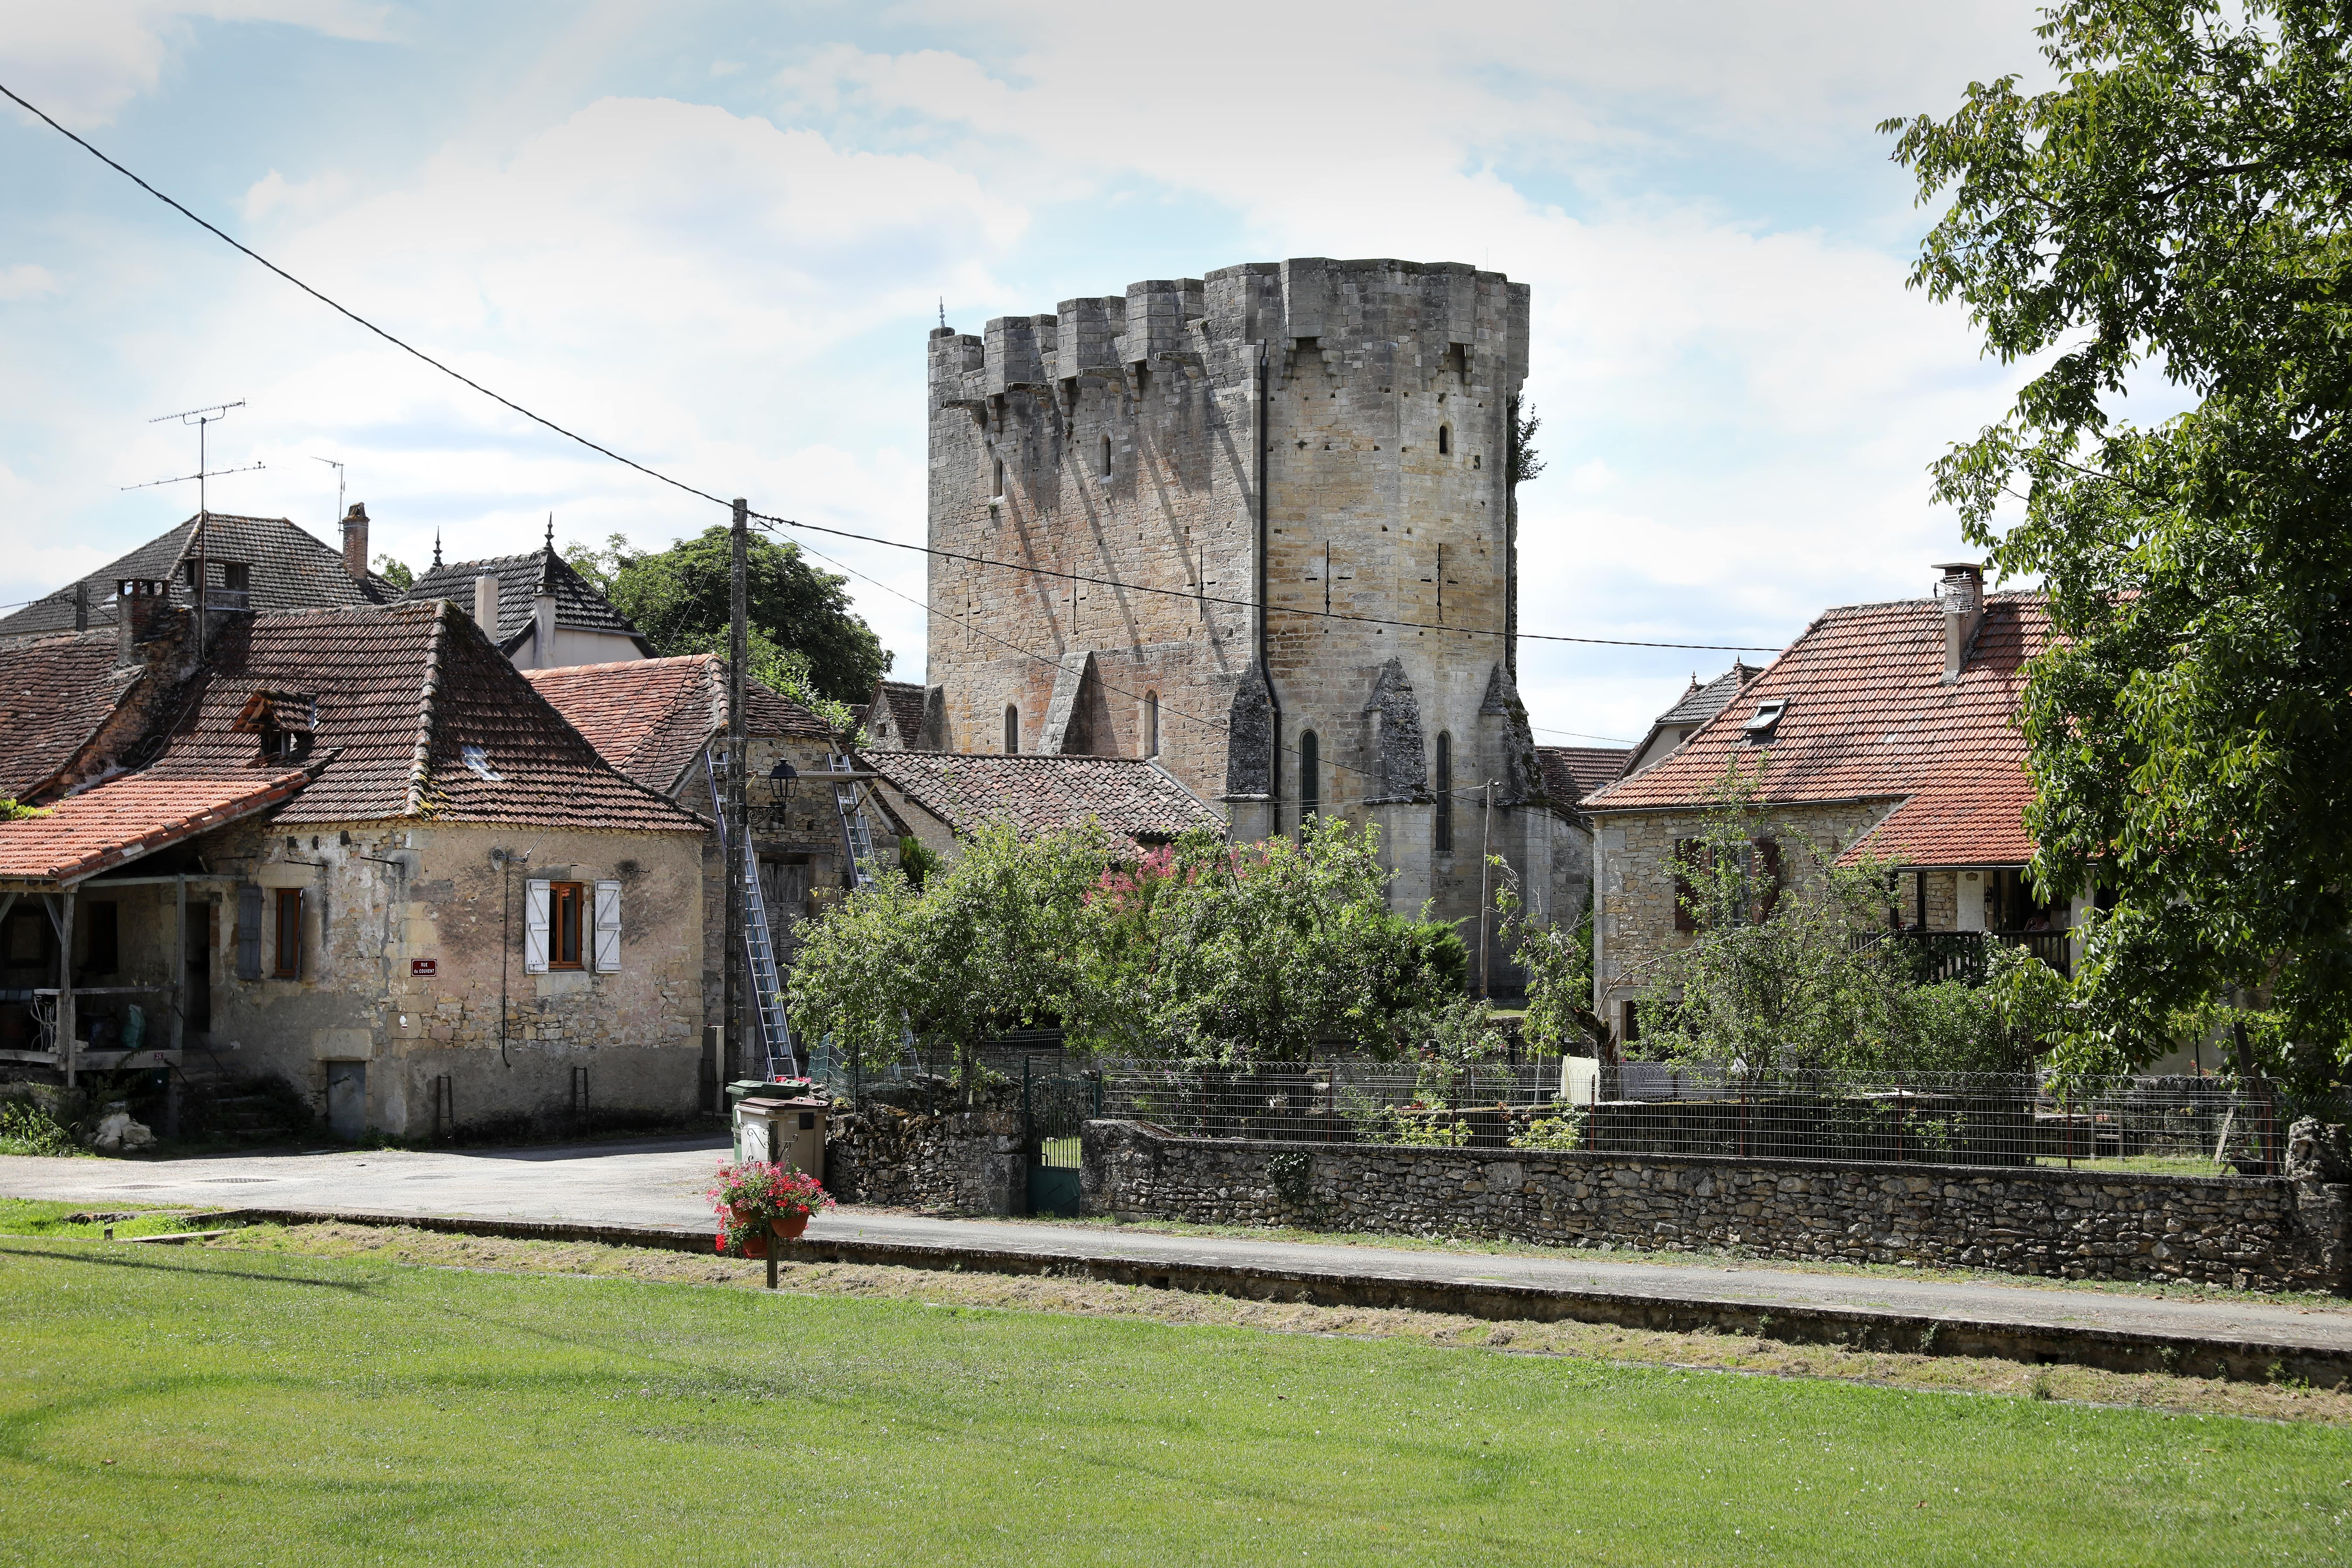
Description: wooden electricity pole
xmin=724 ymin=498 xmax=750 ymax=1083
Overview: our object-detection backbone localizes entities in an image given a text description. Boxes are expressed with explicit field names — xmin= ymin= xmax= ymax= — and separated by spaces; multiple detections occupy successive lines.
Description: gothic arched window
xmin=1300 ymin=730 xmax=1321 ymax=826
xmin=1435 ymin=732 xmax=1454 ymax=851
xmin=1003 ymin=704 xmax=1019 ymax=754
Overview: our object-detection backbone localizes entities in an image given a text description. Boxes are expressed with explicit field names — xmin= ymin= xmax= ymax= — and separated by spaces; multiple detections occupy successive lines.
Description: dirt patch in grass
xmin=208 ymin=1220 xmax=2352 ymax=1427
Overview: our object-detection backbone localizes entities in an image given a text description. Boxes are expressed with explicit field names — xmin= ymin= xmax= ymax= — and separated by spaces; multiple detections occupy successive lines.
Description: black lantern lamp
xmin=762 ymin=759 xmax=798 ymax=826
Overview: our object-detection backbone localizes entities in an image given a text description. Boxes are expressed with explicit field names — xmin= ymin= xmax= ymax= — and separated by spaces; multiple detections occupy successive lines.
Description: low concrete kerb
xmin=185 ymin=1205 xmax=2352 ymax=1392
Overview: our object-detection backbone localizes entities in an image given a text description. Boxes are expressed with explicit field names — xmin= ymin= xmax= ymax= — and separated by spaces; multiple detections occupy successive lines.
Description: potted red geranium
xmin=708 ymin=1160 xmax=833 ymax=1258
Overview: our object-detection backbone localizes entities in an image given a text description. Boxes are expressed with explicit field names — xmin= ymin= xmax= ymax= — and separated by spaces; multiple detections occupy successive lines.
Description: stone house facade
xmin=922 ymin=257 xmax=1587 ymax=969
xmin=1581 ymin=566 xmax=2066 ymax=1046
xmin=0 ymin=594 xmax=708 ymax=1138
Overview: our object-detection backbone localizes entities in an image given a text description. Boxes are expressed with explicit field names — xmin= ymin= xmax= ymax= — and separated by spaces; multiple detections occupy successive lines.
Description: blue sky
xmin=0 ymin=0 xmax=2065 ymax=744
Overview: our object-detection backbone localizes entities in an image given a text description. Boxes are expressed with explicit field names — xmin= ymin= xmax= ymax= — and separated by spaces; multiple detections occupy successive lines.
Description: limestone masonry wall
xmin=1082 ymin=1121 xmax=2350 ymax=1293
xmin=826 ymin=1107 xmax=1024 ymax=1215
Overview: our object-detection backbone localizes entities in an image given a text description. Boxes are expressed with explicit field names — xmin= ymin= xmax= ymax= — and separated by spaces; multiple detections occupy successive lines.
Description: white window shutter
xmin=593 ymin=880 xmax=622 ymax=973
xmin=524 ymin=879 xmax=551 ymax=974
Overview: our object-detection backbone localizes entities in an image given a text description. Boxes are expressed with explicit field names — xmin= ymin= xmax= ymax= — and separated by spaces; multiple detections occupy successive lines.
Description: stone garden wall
xmin=825 ymin=1107 xmax=1023 ymax=1215
xmin=1081 ymin=1120 xmax=2352 ymax=1293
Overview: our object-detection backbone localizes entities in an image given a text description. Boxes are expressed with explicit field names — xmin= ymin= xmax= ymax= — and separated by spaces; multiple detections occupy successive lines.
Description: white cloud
xmin=0 ymin=2 xmax=393 ymax=127
xmin=0 ymin=264 xmax=58 ymax=300
xmin=242 ymin=167 xmax=353 ymax=222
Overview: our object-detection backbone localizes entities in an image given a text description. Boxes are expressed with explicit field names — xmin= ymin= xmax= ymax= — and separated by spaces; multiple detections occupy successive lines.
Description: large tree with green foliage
xmin=566 ymin=527 xmax=889 ymax=705
xmin=1887 ymin=1 xmax=2352 ymax=1085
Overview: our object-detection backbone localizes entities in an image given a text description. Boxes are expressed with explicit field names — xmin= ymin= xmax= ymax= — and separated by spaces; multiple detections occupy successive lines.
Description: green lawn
xmin=0 ymin=1239 xmax=2344 ymax=1566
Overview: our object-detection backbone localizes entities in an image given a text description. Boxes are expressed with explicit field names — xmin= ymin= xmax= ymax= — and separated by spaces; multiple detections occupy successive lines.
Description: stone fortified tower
xmin=924 ymin=258 xmax=1571 ymax=961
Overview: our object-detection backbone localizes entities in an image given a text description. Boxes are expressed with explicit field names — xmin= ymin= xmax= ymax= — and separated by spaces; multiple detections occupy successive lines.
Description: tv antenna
xmin=123 ymin=400 xmax=259 ymax=657
xmin=313 ymin=455 xmax=346 ymax=526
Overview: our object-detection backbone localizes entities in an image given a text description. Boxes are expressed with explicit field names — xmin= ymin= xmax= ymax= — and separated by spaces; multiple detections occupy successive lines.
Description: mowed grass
xmin=0 ymin=1240 xmax=2345 ymax=1566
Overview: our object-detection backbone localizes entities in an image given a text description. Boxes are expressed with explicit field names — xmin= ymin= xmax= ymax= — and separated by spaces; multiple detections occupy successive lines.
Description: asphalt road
xmin=5 ymin=1137 xmax=2349 ymax=1356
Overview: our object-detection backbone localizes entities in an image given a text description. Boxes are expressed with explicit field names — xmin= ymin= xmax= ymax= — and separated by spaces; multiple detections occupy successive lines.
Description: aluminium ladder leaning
xmin=829 ymin=754 xmax=880 ymax=891
xmin=706 ymin=746 xmax=797 ymax=1079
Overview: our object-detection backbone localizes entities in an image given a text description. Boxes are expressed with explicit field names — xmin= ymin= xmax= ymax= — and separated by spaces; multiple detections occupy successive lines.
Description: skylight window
xmin=1742 ymin=699 xmax=1788 ymax=743
xmin=460 ymin=744 xmax=503 ymax=782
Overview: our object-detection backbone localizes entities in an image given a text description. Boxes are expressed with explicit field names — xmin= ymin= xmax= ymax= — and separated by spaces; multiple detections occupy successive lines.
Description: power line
xmin=751 ymin=512 xmax=1779 ymax=653
xmin=4 ymin=75 xmax=1784 ymax=659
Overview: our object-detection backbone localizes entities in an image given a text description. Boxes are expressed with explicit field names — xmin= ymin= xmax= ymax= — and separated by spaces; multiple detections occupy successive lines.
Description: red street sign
xmin=411 ymin=959 xmax=437 ymax=977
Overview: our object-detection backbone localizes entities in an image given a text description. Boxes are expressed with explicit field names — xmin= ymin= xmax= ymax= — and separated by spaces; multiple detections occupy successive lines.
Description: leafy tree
xmin=788 ymin=822 xmax=1114 ymax=1104
xmin=1886 ymin=2 xmax=2352 ymax=1085
xmin=1629 ymin=769 xmax=2031 ymax=1075
xmin=1493 ymin=865 xmax=1605 ymax=1058
xmin=564 ymin=526 xmax=889 ymax=704
xmin=1093 ymin=818 xmax=1461 ymax=1067
xmin=371 ymin=554 xmax=415 ymax=591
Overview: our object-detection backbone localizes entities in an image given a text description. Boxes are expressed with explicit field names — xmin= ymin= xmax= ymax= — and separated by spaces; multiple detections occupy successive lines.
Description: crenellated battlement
xmin=931 ymin=258 xmax=1529 ymax=408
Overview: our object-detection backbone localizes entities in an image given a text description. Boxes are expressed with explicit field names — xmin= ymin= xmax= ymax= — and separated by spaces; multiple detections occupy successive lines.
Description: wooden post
xmin=57 ymin=886 xmax=77 ymax=1088
xmin=172 ymin=876 xmax=187 ymax=1056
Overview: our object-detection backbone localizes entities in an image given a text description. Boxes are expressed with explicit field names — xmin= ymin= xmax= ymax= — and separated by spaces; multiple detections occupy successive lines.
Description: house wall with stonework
xmin=194 ymin=816 xmax=705 ymax=1138
xmin=925 ymin=258 xmax=1560 ymax=951
xmin=1591 ymin=801 xmax=1892 ymax=1040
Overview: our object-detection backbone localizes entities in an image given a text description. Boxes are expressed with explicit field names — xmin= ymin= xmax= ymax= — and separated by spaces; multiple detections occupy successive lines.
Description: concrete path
xmin=7 ymin=1140 xmax=2351 ymax=1384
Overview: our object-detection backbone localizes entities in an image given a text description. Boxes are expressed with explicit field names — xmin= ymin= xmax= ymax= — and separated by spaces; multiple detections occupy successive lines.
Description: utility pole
xmin=124 ymin=401 xmax=260 ymax=660
xmin=724 ymin=499 xmax=750 ymax=1083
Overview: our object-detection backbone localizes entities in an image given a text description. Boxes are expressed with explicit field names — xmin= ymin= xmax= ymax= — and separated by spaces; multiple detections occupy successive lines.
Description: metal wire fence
xmin=815 ymin=1037 xmax=2336 ymax=1176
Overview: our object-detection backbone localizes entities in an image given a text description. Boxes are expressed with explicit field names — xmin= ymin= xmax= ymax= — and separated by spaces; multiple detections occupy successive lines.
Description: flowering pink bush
xmin=707 ymin=1159 xmax=833 ymax=1256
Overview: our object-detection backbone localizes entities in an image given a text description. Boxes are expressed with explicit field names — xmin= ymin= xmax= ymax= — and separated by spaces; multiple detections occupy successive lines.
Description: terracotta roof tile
xmin=0 ymin=514 xmax=394 ymax=642
xmin=135 ymin=602 xmax=703 ymax=832
xmin=1582 ymin=594 xmax=2049 ymax=868
xmin=526 ymin=655 xmax=837 ymax=793
xmin=0 ymin=772 xmax=309 ymax=885
xmin=861 ymin=751 xmax=1220 ymax=845
xmin=863 ymin=679 xmax=929 ymax=745
xmin=0 ymin=632 xmax=138 ymax=799
xmin=1536 ymin=746 xmax=1630 ymax=805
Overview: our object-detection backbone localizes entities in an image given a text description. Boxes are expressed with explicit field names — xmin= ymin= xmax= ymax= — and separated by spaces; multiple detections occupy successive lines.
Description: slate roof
xmin=1655 ymin=661 xmax=1765 ymax=728
xmin=132 ymin=602 xmax=703 ymax=831
xmin=860 ymin=751 xmax=1220 ymax=845
xmin=1535 ymin=746 xmax=1631 ymax=807
xmin=525 ymin=655 xmax=838 ymax=794
xmin=863 ymin=679 xmax=929 ymax=746
xmin=1582 ymin=594 xmax=2049 ymax=869
xmin=0 ymin=632 xmax=140 ymax=800
xmin=400 ymin=543 xmax=649 ymax=656
xmin=0 ymin=772 xmax=310 ymax=886
xmin=0 ymin=514 xmax=396 ymax=642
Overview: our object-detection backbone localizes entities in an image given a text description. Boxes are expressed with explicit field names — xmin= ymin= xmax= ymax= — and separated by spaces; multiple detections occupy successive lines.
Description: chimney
xmin=114 ymin=578 xmax=171 ymax=666
xmin=533 ymin=587 xmax=558 ymax=668
xmin=340 ymin=502 xmax=370 ymax=579
xmin=474 ymin=573 xmax=500 ymax=640
xmin=1935 ymin=562 xmax=1985 ymax=684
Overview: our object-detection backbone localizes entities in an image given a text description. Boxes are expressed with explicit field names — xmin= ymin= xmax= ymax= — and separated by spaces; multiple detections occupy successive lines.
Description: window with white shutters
xmin=524 ymin=879 xmax=551 ymax=974
xmin=593 ymin=881 xmax=622 ymax=973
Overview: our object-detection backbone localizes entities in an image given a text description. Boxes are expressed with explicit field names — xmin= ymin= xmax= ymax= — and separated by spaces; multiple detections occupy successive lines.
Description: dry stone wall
xmin=825 ymin=1107 xmax=1024 ymax=1215
xmin=1082 ymin=1120 xmax=2351 ymax=1293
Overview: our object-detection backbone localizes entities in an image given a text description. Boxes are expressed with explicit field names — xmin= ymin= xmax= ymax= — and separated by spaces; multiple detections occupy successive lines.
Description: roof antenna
xmin=312 ymin=455 xmax=346 ymax=528
xmin=123 ymin=399 xmax=259 ymax=661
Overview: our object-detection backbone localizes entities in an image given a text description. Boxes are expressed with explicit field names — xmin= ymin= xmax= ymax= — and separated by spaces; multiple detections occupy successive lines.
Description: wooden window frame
xmin=548 ymin=881 xmax=586 ymax=971
xmin=272 ymin=888 xmax=304 ymax=979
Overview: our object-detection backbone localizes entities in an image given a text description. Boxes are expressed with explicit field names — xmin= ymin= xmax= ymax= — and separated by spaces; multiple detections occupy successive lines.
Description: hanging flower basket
xmin=708 ymin=1160 xmax=833 ymax=1258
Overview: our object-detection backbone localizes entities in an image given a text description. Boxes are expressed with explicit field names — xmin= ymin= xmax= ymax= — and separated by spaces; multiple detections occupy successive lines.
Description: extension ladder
xmin=706 ymin=746 xmax=797 ymax=1078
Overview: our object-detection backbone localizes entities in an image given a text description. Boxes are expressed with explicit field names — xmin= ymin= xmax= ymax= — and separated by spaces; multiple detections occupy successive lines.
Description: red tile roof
xmin=0 ymin=632 xmax=138 ymax=800
xmin=1536 ymin=746 xmax=1630 ymax=805
xmin=863 ymin=679 xmax=929 ymax=746
xmin=861 ymin=751 xmax=1221 ymax=845
xmin=0 ymin=772 xmax=309 ymax=886
xmin=136 ymin=602 xmax=704 ymax=832
xmin=1581 ymin=593 xmax=2049 ymax=868
xmin=525 ymin=655 xmax=837 ymax=793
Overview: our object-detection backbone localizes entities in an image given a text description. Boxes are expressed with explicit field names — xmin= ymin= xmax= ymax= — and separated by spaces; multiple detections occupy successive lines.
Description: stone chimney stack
xmin=340 ymin=502 xmax=370 ymax=579
xmin=1935 ymin=562 xmax=1986 ymax=685
xmin=474 ymin=573 xmax=500 ymax=640
xmin=115 ymin=578 xmax=171 ymax=666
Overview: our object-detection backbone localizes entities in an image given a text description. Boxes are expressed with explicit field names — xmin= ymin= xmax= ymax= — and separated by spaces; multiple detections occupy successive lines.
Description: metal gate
xmin=1023 ymin=1059 xmax=1099 ymax=1217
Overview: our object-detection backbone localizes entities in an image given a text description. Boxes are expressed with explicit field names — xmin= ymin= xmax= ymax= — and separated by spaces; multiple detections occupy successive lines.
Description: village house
xmin=1580 ymin=563 xmax=2071 ymax=1046
xmin=0 ymin=588 xmax=707 ymax=1140
xmin=401 ymin=523 xmax=651 ymax=670
xmin=525 ymin=654 xmax=892 ymax=1085
xmin=860 ymin=677 xmax=938 ymax=750
xmin=0 ymin=509 xmax=398 ymax=644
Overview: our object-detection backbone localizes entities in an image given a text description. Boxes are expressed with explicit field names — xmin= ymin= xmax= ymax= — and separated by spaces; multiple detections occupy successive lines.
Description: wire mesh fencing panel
xmin=1092 ymin=1060 xmax=2328 ymax=1174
